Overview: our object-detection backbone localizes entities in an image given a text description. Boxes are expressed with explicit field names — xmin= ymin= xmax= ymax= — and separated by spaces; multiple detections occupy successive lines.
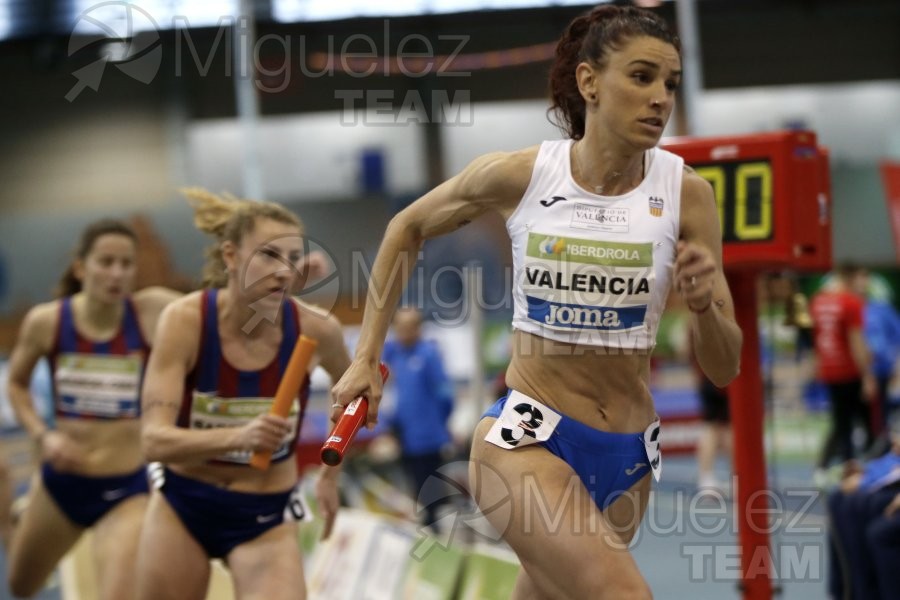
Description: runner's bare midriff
xmin=170 ymin=456 xmax=297 ymax=494
xmin=56 ymin=418 xmax=144 ymax=476
xmin=504 ymin=330 xmax=656 ymax=433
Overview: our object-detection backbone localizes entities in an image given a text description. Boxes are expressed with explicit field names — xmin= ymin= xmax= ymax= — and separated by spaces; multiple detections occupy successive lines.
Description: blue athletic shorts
xmin=483 ymin=391 xmax=658 ymax=510
xmin=160 ymin=468 xmax=293 ymax=559
xmin=41 ymin=462 xmax=149 ymax=527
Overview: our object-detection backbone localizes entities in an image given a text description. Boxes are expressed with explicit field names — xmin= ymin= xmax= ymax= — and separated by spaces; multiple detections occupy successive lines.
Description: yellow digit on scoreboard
xmin=694 ymin=165 xmax=726 ymax=230
xmin=734 ymin=162 xmax=772 ymax=241
xmin=665 ymin=130 xmax=829 ymax=268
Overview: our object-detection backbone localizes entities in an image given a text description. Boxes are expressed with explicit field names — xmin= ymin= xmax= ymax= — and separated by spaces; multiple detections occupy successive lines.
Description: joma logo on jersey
xmin=539 ymin=195 xmax=568 ymax=207
xmin=545 ymin=305 xmax=622 ymax=328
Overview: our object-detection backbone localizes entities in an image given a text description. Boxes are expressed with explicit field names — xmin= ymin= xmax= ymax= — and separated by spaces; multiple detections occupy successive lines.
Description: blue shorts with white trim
xmin=483 ymin=391 xmax=657 ymax=511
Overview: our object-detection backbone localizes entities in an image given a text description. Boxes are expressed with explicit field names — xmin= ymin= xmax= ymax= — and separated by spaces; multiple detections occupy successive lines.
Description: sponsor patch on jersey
xmin=190 ymin=392 xmax=299 ymax=464
xmin=523 ymin=233 xmax=653 ymax=332
xmin=570 ymin=204 xmax=630 ymax=233
xmin=55 ymin=353 xmax=142 ymax=418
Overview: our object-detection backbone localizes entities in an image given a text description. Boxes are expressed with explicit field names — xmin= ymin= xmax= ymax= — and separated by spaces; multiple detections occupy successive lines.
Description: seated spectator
xmin=827 ymin=419 xmax=900 ymax=599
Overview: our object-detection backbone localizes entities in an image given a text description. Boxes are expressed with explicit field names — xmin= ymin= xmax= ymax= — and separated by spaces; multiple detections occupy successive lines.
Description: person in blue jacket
xmin=382 ymin=307 xmax=455 ymax=530
xmin=863 ymin=282 xmax=900 ymax=438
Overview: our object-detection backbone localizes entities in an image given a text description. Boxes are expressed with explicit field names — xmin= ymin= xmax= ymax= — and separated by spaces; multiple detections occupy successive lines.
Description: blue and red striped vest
xmin=50 ymin=297 xmax=148 ymax=420
xmin=178 ymin=289 xmax=309 ymax=465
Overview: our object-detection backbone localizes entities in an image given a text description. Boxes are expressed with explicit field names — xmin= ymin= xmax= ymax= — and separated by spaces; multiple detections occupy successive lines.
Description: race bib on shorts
xmin=484 ymin=391 xmax=561 ymax=450
xmin=189 ymin=392 xmax=299 ymax=465
xmin=643 ymin=419 xmax=662 ymax=482
xmin=282 ymin=482 xmax=313 ymax=523
xmin=147 ymin=462 xmax=165 ymax=490
xmin=54 ymin=353 xmax=142 ymax=418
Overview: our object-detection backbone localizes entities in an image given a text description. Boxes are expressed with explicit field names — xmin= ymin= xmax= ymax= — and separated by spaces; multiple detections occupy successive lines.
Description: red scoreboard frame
xmin=662 ymin=130 xmax=833 ymax=600
xmin=664 ymin=130 xmax=832 ymax=271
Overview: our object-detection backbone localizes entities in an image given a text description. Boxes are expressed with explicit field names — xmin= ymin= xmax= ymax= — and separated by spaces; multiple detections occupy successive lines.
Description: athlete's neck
xmin=218 ymin=285 xmax=282 ymax=339
xmin=72 ymin=292 xmax=123 ymax=333
xmin=573 ymin=136 xmax=646 ymax=196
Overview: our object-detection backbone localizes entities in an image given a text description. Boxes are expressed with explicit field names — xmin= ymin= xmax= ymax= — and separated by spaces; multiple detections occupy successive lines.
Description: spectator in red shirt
xmin=812 ymin=264 xmax=876 ymax=484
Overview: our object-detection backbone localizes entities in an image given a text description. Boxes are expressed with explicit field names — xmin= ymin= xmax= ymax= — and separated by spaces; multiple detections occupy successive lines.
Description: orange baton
xmin=250 ymin=335 xmax=318 ymax=470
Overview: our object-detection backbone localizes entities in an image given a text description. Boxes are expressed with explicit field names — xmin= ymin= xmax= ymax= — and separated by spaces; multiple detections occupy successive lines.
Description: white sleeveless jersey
xmin=507 ymin=139 xmax=683 ymax=350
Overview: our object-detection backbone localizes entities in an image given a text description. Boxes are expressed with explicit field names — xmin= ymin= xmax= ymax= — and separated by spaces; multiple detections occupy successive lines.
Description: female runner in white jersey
xmin=332 ymin=5 xmax=741 ymax=599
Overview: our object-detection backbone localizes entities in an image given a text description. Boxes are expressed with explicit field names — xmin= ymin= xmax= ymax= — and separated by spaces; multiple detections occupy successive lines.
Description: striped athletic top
xmin=49 ymin=297 xmax=148 ymax=420
xmin=178 ymin=289 xmax=310 ymax=466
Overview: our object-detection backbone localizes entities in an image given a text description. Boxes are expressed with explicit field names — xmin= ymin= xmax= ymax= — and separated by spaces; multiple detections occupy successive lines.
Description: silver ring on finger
xmin=331 ymin=403 xmax=343 ymax=409
xmin=690 ymin=276 xmax=697 ymax=287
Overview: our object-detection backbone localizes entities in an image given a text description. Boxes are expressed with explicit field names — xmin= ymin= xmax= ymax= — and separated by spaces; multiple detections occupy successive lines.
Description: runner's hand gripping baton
xmin=250 ymin=335 xmax=318 ymax=470
xmin=320 ymin=363 xmax=389 ymax=466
